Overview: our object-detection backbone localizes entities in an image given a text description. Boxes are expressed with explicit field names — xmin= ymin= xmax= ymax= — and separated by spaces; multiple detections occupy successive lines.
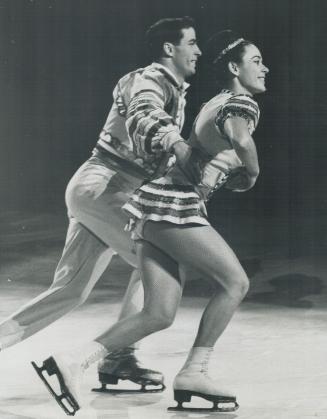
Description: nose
xmin=195 ymin=45 xmax=202 ymax=56
xmin=262 ymin=64 xmax=269 ymax=73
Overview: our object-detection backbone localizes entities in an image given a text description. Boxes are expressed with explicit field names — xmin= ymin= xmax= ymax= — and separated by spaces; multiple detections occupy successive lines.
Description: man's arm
xmin=125 ymin=74 xmax=200 ymax=182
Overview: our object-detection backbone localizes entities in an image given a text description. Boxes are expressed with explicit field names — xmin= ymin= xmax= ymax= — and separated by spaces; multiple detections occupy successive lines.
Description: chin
xmin=259 ymin=81 xmax=267 ymax=91
xmin=253 ymin=85 xmax=266 ymax=94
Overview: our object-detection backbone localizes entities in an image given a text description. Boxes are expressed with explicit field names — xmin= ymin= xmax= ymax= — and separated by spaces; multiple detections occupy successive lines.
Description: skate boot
xmin=168 ymin=347 xmax=238 ymax=412
xmin=32 ymin=341 xmax=107 ymax=416
xmin=93 ymin=348 xmax=165 ymax=393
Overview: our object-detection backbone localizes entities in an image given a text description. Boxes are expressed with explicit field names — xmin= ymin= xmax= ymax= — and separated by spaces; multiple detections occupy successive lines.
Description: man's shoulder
xmin=119 ymin=64 xmax=171 ymax=88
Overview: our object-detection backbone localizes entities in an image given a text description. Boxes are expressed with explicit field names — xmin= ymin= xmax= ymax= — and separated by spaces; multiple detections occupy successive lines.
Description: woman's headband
xmin=213 ymin=38 xmax=245 ymax=64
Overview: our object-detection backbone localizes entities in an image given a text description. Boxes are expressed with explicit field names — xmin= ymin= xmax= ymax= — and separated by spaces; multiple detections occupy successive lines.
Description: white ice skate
xmin=168 ymin=347 xmax=238 ymax=412
xmin=170 ymin=370 xmax=238 ymax=412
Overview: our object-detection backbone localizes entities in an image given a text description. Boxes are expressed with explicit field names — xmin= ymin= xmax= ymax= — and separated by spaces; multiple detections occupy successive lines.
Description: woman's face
xmin=235 ymin=44 xmax=269 ymax=95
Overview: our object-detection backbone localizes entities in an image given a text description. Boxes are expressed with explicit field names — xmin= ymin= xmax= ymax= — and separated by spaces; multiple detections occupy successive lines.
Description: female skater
xmin=32 ymin=30 xmax=268 ymax=415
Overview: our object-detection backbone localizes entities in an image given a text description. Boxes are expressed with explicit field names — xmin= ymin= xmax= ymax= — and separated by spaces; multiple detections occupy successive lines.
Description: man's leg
xmin=0 ymin=159 xmax=136 ymax=349
xmin=0 ymin=217 xmax=114 ymax=349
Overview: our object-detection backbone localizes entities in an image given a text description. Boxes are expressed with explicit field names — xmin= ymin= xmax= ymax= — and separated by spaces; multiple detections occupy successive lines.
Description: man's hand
xmin=172 ymin=141 xmax=201 ymax=184
xmin=225 ymin=167 xmax=258 ymax=192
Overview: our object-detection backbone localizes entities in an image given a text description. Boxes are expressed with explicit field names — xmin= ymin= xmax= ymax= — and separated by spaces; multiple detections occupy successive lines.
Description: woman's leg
xmin=144 ymin=221 xmax=249 ymax=348
xmin=96 ymin=240 xmax=184 ymax=350
xmin=97 ymin=268 xmax=164 ymax=390
xmin=142 ymin=221 xmax=248 ymax=408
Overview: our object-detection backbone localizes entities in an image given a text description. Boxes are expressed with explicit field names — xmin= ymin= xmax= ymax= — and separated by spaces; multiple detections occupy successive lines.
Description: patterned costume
xmin=94 ymin=62 xmax=188 ymax=179
xmin=123 ymin=89 xmax=260 ymax=232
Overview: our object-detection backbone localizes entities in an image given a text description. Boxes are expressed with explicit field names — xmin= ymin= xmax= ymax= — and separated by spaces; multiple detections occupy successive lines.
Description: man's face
xmin=171 ymin=27 xmax=202 ymax=79
xmin=236 ymin=44 xmax=269 ymax=95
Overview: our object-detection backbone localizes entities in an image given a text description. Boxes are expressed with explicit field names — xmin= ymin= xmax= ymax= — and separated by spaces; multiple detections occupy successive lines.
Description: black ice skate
xmin=168 ymin=389 xmax=239 ymax=412
xmin=92 ymin=351 xmax=165 ymax=394
xmin=31 ymin=357 xmax=80 ymax=416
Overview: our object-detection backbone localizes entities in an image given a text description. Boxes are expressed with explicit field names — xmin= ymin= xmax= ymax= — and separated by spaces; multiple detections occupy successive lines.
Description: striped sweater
xmin=94 ymin=63 xmax=189 ymax=177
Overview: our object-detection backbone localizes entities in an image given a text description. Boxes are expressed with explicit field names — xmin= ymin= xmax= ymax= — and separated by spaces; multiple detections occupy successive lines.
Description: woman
xmin=32 ymin=30 xmax=268 ymax=415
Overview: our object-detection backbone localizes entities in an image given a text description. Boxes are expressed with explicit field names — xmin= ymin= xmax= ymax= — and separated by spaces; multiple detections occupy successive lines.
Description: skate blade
xmin=31 ymin=358 xmax=80 ymax=416
xmin=92 ymin=382 xmax=165 ymax=394
xmin=168 ymin=402 xmax=239 ymax=413
xmin=168 ymin=389 xmax=239 ymax=413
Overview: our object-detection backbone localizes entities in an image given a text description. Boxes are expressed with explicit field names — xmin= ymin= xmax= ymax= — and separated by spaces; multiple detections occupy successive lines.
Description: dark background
xmin=1 ymin=0 xmax=326 ymax=255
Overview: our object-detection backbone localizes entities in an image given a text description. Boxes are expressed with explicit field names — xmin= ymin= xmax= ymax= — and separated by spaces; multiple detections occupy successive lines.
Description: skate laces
xmin=81 ymin=343 xmax=108 ymax=371
xmin=200 ymin=352 xmax=210 ymax=375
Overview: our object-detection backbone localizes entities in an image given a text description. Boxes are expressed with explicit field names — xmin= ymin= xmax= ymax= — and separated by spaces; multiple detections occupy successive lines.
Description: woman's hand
xmin=225 ymin=167 xmax=258 ymax=192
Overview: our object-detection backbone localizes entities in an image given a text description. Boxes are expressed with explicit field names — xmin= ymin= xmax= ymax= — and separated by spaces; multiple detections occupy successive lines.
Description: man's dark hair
xmin=146 ymin=16 xmax=195 ymax=60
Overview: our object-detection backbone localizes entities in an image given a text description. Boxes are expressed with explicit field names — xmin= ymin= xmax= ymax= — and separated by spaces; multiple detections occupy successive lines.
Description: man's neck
xmin=157 ymin=59 xmax=185 ymax=86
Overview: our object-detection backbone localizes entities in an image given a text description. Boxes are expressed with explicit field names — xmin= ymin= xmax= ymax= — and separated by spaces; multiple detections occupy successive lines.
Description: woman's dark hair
xmin=146 ymin=16 xmax=195 ymax=61
xmin=204 ymin=30 xmax=253 ymax=85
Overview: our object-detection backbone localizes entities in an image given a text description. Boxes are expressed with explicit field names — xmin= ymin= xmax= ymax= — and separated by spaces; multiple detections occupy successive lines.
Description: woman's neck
xmin=225 ymin=80 xmax=253 ymax=97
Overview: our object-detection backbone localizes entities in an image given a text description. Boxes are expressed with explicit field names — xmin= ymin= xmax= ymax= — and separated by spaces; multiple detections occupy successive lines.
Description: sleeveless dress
xmin=122 ymin=89 xmax=260 ymax=236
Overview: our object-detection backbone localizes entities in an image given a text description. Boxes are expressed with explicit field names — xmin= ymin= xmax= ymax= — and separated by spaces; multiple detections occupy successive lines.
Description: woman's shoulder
xmin=214 ymin=90 xmax=260 ymax=134
xmin=221 ymin=90 xmax=259 ymax=110
xmin=218 ymin=90 xmax=260 ymax=121
xmin=204 ymin=90 xmax=258 ymax=111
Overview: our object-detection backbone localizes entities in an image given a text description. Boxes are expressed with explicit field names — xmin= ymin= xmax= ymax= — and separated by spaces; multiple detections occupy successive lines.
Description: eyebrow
xmin=251 ymin=55 xmax=262 ymax=60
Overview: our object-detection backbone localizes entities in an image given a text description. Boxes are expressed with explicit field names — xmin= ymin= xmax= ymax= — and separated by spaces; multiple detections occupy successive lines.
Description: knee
xmin=142 ymin=309 xmax=175 ymax=333
xmin=151 ymin=313 xmax=175 ymax=331
xmin=237 ymin=274 xmax=250 ymax=298
xmin=228 ymin=272 xmax=249 ymax=300
xmin=216 ymin=269 xmax=249 ymax=301
xmin=49 ymin=280 xmax=88 ymax=308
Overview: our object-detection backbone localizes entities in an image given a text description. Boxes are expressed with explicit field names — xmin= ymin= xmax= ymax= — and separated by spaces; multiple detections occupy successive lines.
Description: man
xmin=0 ymin=16 xmax=201 ymax=401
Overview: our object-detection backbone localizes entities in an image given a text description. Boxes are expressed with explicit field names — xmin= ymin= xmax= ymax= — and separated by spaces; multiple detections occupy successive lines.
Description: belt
xmin=94 ymin=145 xmax=149 ymax=180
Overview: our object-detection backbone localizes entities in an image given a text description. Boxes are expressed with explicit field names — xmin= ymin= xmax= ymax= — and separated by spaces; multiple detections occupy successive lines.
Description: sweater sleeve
xmin=125 ymin=72 xmax=184 ymax=157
